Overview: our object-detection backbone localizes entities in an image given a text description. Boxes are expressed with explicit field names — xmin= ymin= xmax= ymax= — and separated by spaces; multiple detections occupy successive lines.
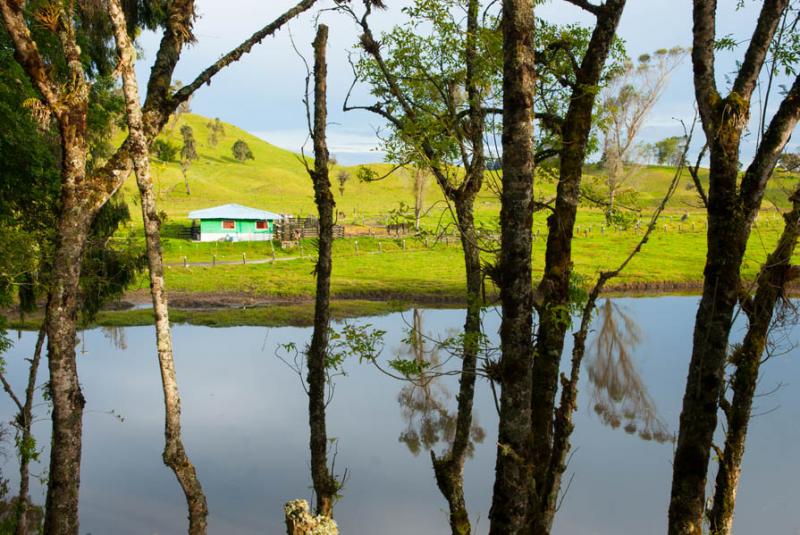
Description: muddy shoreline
xmin=119 ymin=281 xmax=709 ymax=311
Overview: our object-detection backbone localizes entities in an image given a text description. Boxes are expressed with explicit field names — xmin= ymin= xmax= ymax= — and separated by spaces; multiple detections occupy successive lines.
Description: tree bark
xmin=488 ymin=1 xmax=535 ymax=533
xmin=108 ymin=2 xmax=209 ymax=532
xmin=43 ymin=129 xmax=95 ymax=535
xmin=668 ymin=2 xmax=795 ymax=533
xmin=306 ymin=24 xmax=338 ymax=518
xmin=527 ymin=3 xmax=626 ymax=533
xmin=708 ymin=189 xmax=800 ymax=534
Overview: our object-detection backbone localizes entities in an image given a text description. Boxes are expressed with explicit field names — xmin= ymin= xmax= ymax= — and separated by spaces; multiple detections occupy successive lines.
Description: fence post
xmin=354 ymin=240 xmax=359 ymax=255
xmin=402 ymin=239 xmax=406 ymax=251
xmin=183 ymin=256 xmax=187 ymax=268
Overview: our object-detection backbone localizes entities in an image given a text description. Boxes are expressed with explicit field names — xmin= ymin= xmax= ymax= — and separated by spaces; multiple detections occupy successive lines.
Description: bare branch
xmin=563 ymin=0 xmax=601 ymax=16
xmin=173 ymin=0 xmax=321 ymax=105
xmin=732 ymin=0 xmax=791 ymax=103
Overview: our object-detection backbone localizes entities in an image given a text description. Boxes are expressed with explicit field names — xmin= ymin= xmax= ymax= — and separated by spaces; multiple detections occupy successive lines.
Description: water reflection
xmin=101 ymin=326 xmax=128 ymax=351
xmin=396 ymin=310 xmax=486 ymax=457
xmin=587 ymin=300 xmax=673 ymax=443
xmin=0 ymin=298 xmax=796 ymax=534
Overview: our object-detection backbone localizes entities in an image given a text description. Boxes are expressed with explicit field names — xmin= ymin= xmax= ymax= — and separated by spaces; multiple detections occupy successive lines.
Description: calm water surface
xmin=1 ymin=296 xmax=798 ymax=534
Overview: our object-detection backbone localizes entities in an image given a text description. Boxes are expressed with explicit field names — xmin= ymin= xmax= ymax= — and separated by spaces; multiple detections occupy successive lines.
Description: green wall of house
xmin=199 ymin=219 xmax=274 ymax=234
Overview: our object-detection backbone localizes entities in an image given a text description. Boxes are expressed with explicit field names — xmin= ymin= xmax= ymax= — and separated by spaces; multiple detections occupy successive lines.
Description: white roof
xmin=188 ymin=204 xmax=283 ymax=221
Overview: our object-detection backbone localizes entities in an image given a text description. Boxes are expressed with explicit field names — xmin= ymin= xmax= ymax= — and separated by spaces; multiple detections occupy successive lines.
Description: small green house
xmin=188 ymin=204 xmax=283 ymax=242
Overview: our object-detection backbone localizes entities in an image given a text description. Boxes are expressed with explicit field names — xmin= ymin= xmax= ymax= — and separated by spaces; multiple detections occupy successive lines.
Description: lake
xmin=1 ymin=296 xmax=798 ymax=534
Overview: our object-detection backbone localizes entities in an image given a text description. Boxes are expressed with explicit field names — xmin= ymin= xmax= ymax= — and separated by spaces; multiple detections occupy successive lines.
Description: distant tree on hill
xmin=152 ymin=139 xmax=178 ymax=162
xmin=167 ymin=80 xmax=192 ymax=131
xmin=598 ymin=47 xmax=686 ymax=223
xmin=654 ymin=136 xmax=688 ymax=166
xmin=180 ymin=125 xmax=198 ymax=195
xmin=336 ymin=170 xmax=350 ymax=197
xmin=232 ymin=139 xmax=254 ymax=162
xmin=779 ymin=151 xmax=800 ymax=172
xmin=206 ymin=117 xmax=225 ymax=147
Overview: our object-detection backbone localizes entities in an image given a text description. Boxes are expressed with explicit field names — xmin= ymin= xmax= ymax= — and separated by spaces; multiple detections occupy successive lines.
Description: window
xmin=222 ymin=220 xmax=235 ymax=230
xmin=256 ymin=220 xmax=268 ymax=230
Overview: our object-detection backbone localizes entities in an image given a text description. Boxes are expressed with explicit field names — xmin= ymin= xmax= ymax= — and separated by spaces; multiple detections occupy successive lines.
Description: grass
xmin=9 ymin=299 xmax=417 ymax=330
xmin=114 ymin=213 xmax=787 ymax=303
xmin=105 ymin=112 xmax=800 ymax=311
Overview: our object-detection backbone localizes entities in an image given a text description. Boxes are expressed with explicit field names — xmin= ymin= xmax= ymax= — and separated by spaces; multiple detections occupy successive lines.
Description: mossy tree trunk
xmin=306 ymin=24 xmax=338 ymax=518
xmin=488 ymin=1 xmax=536 ymax=532
xmin=526 ymin=2 xmax=627 ymax=533
xmin=669 ymin=2 xmax=799 ymax=533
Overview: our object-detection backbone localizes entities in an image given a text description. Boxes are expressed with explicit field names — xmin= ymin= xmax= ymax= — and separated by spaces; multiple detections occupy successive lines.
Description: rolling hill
xmin=118 ymin=113 xmax=796 ymax=234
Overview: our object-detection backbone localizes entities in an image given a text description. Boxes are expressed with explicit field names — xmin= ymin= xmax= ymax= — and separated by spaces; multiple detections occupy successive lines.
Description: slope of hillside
xmin=118 ymin=113 xmax=796 ymax=235
xmin=119 ymin=113 xmax=447 ymax=227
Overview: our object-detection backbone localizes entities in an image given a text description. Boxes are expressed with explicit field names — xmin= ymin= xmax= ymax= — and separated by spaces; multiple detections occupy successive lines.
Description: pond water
xmin=1 ymin=296 xmax=799 ymax=534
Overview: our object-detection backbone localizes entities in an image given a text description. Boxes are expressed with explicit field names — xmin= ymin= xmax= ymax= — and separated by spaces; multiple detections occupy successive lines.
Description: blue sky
xmin=134 ymin=0 xmax=798 ymax=165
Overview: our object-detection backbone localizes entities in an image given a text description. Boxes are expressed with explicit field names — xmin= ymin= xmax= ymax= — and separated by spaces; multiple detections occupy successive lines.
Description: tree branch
xmin=691 ymin=0 xmax=721 ymax=129
xmin=0 ymin=0 xmax=62 ymax=115
xmin=739 ymin=73 xmax=800 ymax=220
xmin=732 ymin=0 xmax=791 ymax=103
xmin=563 ymin=0 xmax=601 ymax=16
xmin=173 ymin=0 xmax=321 ymax=106
xmin=688 ymin=142 xmax=709 ymax=208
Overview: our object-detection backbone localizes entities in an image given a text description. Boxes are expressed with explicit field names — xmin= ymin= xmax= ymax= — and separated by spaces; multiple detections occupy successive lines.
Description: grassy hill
xmin=96 ymin=112 xmax=800 ymax=317
xmin=120 ymin=113 xmax=796 ymax=235
xmin=119 ymin=113 xmax=450 ymax=230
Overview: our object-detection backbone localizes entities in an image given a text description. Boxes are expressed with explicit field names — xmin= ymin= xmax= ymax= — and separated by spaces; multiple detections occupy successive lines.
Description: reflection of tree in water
xmin=101 ymin=326 xmax=127 ymax=350
xmin=588 ymin=300 xmax=673 ymax=443
xmin=397 ymin=310 xmax=485 ymax=457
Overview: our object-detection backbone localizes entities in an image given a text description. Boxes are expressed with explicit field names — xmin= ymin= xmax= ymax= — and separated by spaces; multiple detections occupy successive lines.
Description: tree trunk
xmin=15 ymin=326 xmax=45 ymax=535
xmin=182 ymin=166 xmax=191 ymax=195
xmin=284 ymin=499 xmax=338 ymax=535
xmin=108 ymin=4 xmax=209 ymax=531
xmin=707 ymin=189 xmax=800 ymax=534
xmin=43 ymin=131 xmax=93 ymax=535
xmin=527 ymin=4 xmax=627 ymax=533
xmin=488 ymin=2 xmax=535 ymax=533
xmin=431 ymin=194 xmax=481 ymax=535
xmin=307 ymin=24 xmax=337 ymax=518
xmin=668 ymin=133 xmax=747 ymax=534
xmin=669 ymin=2 xmax=797 ymax=529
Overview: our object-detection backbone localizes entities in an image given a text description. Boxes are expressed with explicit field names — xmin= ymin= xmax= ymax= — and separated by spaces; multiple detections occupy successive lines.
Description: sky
xmin=133 ymin=0 xmax=798 ymax=165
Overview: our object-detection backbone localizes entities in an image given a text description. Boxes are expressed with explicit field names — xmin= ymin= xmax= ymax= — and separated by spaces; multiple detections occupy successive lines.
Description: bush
xmin=152 ymin=139 xmax=179 ymax=162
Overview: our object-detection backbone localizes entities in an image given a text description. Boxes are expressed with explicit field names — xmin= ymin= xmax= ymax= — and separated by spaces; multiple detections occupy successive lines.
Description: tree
xmin=152 ymin=139 xmax=179 ymax=162
xmin=0 ymin=0 xmax=321 ymax=531
xmin=342 ymin=1 xmax=496 ymax=530
xmin=654 ymin=135 xmax=688 ymax=166
xmin=304 ymin=24 xmax=338 ymax=518
xmin=525 ymin=1 xmax=629 ymax=532
xmin=487 ymin=1 xmax=536 ymax=533
xmin=109 ymin=1 xmax=208 ymax=530
xmin=411 ymin=167 xmax=427 ymax=231
xmin=778 ymin=150 xmax=800 ymax=171
xmin=232 ymin=139 xmax=255 ymax=162
xmin=180 ymin=125 xmax=198 ymax=195
xmin=668 ymin=1 xmax=800 ymax=533
xmin=597 ymin=48 xmax=685 ymax=221
xmin=206 ymin=117 xmax=225 ymax=147
xmin=336 ymin=169 xmax=350 ymax=197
